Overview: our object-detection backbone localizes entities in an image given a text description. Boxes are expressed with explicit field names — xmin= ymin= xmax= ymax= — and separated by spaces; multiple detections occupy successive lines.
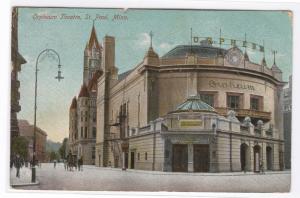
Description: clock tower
xmin=83 ymin=24 xmax=102 ymax=85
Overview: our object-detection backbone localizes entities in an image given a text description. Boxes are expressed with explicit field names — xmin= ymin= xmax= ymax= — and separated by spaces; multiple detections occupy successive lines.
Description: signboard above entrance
xmin=180 ymin=119 xmax=203 ymax=129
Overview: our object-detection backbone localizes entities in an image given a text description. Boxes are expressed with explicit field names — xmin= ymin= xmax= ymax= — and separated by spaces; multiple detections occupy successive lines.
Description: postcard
xmin=10 ymin=6 xmax=292 ymax=193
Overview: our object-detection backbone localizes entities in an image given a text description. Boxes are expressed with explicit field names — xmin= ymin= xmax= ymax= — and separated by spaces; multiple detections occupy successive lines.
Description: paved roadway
xmin=12 ymin=163 xmax=290 ymax=192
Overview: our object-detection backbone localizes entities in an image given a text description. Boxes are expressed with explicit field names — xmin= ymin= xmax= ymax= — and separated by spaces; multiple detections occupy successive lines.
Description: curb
xmin=82 ymin=166 xmax=291 ymax=176
xmin=11 ymin=181 xmax=40 ymax=188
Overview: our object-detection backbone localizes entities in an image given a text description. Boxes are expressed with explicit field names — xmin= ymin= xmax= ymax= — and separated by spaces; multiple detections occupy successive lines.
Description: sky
xmin=17 ymin=8 xmax=293 ymax=142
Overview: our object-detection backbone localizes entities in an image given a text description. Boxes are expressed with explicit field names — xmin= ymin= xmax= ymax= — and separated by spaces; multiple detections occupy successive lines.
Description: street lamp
xmin=32 ymin=49 xmax=64 ymax=183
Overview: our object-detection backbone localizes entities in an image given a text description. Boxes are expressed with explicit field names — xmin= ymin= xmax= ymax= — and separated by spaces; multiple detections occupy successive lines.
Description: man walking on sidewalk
xmin=14 ymin=154 xmax=22 ymax=178
xmin=54 ymin=160 xmax=57 ymax=168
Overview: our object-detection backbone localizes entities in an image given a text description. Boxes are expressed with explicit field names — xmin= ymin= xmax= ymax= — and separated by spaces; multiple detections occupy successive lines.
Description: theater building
xmin=71 ymin=26 xmax=286 ymax=172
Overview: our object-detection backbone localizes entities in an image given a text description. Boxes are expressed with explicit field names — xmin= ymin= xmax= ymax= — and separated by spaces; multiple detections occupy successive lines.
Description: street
xmin=11 ymin=163 xmax=290 ymax=192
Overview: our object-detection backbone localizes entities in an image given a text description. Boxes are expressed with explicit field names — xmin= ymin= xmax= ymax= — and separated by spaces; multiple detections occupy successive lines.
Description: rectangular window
xmin=93 ymin=112 xmax=96 ymax=122
xmin=84 ymin=127 xmax=88 ymax=138
xmin=92 ymin=127 xmax=96 ymax=138
xmin=92 ymin=146 xmax=95 ymax=159
xmin=200 ymin=94 xmax=215 ymax=107
xmin=250 ymin=98 xmax=259 ymax=110
xmin=85 ymin=111 xmax=88 ymax=122
xmin=145 ymin=152 xmax=148 ymax=160
xmin=227 ymin=94 xmax=241 ymax=109
xmin=81 ymin=127 xmax=83 ymax=137
xmin=250 ymin=95 xmax=263 ymax=111
xmin=120 ymin=103 xmax=127 ymax=139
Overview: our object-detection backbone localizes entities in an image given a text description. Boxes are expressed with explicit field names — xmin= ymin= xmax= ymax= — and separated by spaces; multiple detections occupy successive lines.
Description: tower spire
xmin=272 ymin=50 xmax=277 ymax=65
xmin=219 ymin=28 xmax=222 ymax=48
xmin=87 ymin=21 xmax=100 ymax=50
xmin=149 ymin=31 xmax=153 ymax=48
xmin=263 ymin=40 xmax=266 ymax=58
xmin=261 ymin=40 xmax=267 ymax=66
xmin=244 ymin=33 xmax=247 ymax=52
xmin=243 ymin=33 xmax=249 ymax=67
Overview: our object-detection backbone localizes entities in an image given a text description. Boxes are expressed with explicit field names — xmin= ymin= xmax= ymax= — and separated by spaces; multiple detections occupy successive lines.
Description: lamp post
xmin=32 ymin=49 xmax=64 ymax=183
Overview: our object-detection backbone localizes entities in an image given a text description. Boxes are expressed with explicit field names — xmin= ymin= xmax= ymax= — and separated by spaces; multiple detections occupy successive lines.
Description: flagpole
xmin=244 ymin=33 xmax=247 ymax=68
xmin=190 ymin=27 xmax=193 ymax=54
xmin=219 ymin=28 xmax=222 ymax=48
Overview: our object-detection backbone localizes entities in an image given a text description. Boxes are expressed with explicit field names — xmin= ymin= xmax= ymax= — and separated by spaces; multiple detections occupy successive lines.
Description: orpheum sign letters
xmin=209 ymin=80 xmax=255 ymax=91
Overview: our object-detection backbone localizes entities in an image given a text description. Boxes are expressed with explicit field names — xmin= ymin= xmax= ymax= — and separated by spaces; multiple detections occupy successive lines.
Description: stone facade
xmin=70 ymin=27 xmax=286 ymax=172
xmin=18 ymin=120 xmax=47 ymax=162
xmin=283 ymin=75 xmax=292 ymax=169
xmin=11 ymin=7 xmax=26 ymax=138
xmin=68 ymin=25 xmax=102 ymax=165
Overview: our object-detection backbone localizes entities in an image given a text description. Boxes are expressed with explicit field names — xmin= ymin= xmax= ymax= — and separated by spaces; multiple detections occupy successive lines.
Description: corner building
xmin=91 ymin=28 xmax=285 ymax=172
xmin=68 ymin=25 xmax=102 ymax=165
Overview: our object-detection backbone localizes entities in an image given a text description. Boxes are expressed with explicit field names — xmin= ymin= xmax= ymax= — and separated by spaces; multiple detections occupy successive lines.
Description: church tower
xmin=83 ymin=24 xmax=102 ymax=85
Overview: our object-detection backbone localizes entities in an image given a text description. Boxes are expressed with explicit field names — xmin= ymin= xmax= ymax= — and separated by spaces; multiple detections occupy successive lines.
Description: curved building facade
xmin=81 ymin=28 xmax=285 ymax=172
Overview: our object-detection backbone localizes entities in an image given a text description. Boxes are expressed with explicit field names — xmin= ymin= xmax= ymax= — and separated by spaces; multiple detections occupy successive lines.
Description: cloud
xmin=158 ymin=42 xmax=176 ymax=54
xmin=135 ymin=32 xmax=150 ymax=48
xmin=159 ymin=42 xmax=172 ymax=50
xmin=135 ymin=33 xmax=175 ymax=55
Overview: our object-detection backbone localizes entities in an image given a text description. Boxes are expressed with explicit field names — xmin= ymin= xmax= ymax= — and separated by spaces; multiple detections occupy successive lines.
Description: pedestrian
xmin=77 ymin=158 xmax=81 ymax=171
xmin=260 ymin=161 xmax=265 ymax=174
xmin=64 ymin=159 xmax=67 ymax=170
xmin=67 ymin=152 xmax=72 ymax=171
xmin=10 ymin=156 xmax=14 ymax=169
xmin=54 ymin=159 xmax=57 ymax=168
xmin=79 ymin=156 xmax=83 ymax=171
xmin=14 ymin=154 xmax=22 ymax=178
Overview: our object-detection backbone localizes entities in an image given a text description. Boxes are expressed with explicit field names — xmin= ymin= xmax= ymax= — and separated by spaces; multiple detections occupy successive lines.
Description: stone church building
xmin=68 ymin=25 xmax=102 ymax=165
xmin=70 ymin=25 xmax=286 ymax=172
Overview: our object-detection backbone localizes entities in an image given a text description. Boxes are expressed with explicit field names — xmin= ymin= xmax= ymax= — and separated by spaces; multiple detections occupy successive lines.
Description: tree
xmin=11 ymin=136 xmax=29 ymax=160
xmin=49 ymin=151 xmax=58 ymax=161
xmin=59 ymin=138 xmax=68 ymax=159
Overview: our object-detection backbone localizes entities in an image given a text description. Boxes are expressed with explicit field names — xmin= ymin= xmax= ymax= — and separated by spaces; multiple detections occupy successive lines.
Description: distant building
xmin=283 ymin=75 xmax=292 ymax=169
xmin=68 ymin=25 xmax=102 ymax=165
xmin=18 ymin=120 xmax=48 ymax=162
xmin=11 ymin=7 xmax=26 ymax=138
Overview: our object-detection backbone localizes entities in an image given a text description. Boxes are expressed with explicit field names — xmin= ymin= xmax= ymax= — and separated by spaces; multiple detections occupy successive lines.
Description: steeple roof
xmin=87 ymin=25 xmax=101 ymax=50
xmin=78 ymin=84 xmax=89 ymax=98
xmin=70 ymin=97 xmax=77 ymax=109
xmin=87 ymin=70 xmax=103 ymax=91
xmin=144 ymin=46 xmax=159 ymax=58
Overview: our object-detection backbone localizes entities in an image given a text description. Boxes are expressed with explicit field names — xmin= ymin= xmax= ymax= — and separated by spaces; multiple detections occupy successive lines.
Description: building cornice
xmin=138 ymin=64 xmax=286 ymax=86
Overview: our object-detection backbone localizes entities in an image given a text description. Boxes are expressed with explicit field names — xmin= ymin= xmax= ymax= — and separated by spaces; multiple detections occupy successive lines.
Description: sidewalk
xmin=10 ymin=166 xmax=39 ymax=187
xmin=82 ymin=165 xmax=291 ymax=176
